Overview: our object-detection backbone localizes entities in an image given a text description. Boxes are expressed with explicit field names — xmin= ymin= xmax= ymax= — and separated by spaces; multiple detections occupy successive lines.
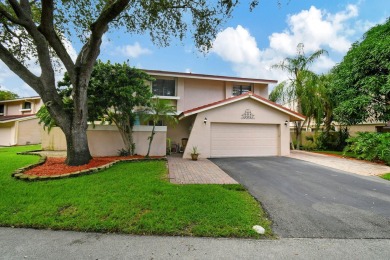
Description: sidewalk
xmin=289 ymin=150 xmax=390 ymax=176
xmin=1 ymin=228 xmax=388 ymax=260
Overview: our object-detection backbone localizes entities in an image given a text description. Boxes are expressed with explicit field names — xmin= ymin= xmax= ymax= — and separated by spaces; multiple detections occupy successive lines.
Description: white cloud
xmin=212 ymin=25 xmax=261 ymax=65
xmin=270 ymin=5 xmax=358 ymax=55
xmin=116 ymin=42 xmax=152 ymax=58
xmin=211 ymin=4 xmax=365 ymax=86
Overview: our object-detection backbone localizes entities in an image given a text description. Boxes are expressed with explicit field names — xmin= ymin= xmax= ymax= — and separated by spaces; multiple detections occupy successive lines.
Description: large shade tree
xmin=270 ymin=43 xmax=327 ymax=149
xmin=332 ymin=18 xmax=390 ymax=125
xmin=0 ymin=0 xmax=258 ymax=165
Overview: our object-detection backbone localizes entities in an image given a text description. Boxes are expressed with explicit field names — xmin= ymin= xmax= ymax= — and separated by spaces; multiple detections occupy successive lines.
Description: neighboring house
xmin=144 ymin=70 xmax=305 ymax=158
xmin=0 ymin=96 xmax=43 ymax=146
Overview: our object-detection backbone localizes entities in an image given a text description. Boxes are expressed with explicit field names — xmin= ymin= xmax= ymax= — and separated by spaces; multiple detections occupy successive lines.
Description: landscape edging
xmin=12 ymin=152 xmax=167 ymax=181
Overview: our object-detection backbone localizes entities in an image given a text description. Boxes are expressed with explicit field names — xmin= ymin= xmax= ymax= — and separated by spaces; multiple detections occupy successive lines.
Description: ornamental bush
xmin=344 ymin=132 xmax=390 ymax=165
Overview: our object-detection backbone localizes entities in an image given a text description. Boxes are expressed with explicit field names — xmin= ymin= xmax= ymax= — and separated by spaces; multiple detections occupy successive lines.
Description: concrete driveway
xmin=210 ymin=157 xmax=390 ymax=239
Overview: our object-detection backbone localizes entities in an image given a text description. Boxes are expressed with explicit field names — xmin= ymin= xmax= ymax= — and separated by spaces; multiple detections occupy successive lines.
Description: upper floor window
xmin=233 ymin=85 xmax=252 ymax=96
xmin=23 ymin=101 xmax=32 ymax=110
xmin=152 ymin=79 xmax=176 ymax=96
xmin=0 ymin=104 xmax=4 ymax=115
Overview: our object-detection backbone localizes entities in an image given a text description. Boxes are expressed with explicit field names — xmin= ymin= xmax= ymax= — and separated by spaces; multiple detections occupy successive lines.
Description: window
xmin=233 ymin=85 xmax=252 ymax=96
xmin=152 ymin=79 xmax=176 ymax=96
xmin=23 ymin=102 xmax=32 ymax=110
xmin=0 ymin=104 xmax=4 ymax=115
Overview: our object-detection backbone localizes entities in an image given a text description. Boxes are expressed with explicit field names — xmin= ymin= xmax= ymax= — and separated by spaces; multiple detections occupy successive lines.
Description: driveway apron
xmin=211 ymin=157 xmax=390 ymax=239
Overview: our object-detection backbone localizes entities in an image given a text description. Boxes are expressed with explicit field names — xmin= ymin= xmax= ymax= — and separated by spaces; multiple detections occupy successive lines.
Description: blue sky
xmin=0 ymin=0 xmax=389 ymax=97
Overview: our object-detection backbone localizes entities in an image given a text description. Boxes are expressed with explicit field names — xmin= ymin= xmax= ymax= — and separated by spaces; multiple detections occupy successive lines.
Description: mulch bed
xmin=24 ymin=155 xmax=161 ymax=177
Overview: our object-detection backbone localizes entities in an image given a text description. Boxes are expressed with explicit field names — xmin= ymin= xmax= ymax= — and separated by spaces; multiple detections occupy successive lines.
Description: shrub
xmin=118 ymin=148 xmax=131 ymax=156
xmin=315 ymin=127 xmax=349 ymax=151
xmin=344 ymin=132 xmax=390 ymax=165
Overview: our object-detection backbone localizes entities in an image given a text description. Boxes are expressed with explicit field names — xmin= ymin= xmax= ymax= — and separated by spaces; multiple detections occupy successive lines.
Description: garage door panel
xmin=211 ymin=123 xmax=279 ymax=157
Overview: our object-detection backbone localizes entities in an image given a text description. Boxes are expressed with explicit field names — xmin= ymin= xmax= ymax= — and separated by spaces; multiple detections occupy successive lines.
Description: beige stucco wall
xmin=182 ymin=99 xmax=290 ymax=159
xmin=181 ymin=78 xmax=225 ymax=111
xmin=41 ymin=125 xmax=167 ymax=156
xmin=0 ymin=122 xmax=15 ymax=146
xmin=167 ymin=115 xmax=195 ymax=147
xmin=17 ymin=118 xmax=41 ymax=145
xmin=254 ymin=83 xmax=268 ymax=98
xmin=6 ymin=103 xmax=20 ymax=115
xmin=348 ymin=124 xmax=382 ymax=136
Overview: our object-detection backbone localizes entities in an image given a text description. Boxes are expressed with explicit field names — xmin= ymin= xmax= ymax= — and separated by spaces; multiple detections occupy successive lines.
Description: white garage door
xmin=210 ymin=123 xmax=279 ymax=157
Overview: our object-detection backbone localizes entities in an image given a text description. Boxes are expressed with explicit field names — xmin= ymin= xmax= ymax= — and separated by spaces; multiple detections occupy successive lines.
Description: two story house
xmin=0 ymin=96 xmax=43 ymax=146
xmin=41 ymin=69 xmax=305 ymax=157
xmin=145 ymin=70 xmax=305 ymax=158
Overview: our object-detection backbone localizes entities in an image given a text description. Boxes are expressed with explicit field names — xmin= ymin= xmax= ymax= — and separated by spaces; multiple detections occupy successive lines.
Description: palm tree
xmin=270 ymin=43 xmax=328 ymax=149
xmin=142 ymin=98 xmax=178 ymax=158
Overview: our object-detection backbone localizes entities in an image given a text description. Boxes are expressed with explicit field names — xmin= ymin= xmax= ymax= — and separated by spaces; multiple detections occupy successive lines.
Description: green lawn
xmin=380 ymin=173 xmax=390 ymax=181
xmin=0 ymin=145 xmax=272 ymax=238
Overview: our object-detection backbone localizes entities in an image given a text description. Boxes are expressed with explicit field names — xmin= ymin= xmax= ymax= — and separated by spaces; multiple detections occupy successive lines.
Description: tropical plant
xmin=270 ymin=43 xmax=328 ymax=149
xmin=191 ymin=146 xmax=199 ymax=155
xmin=332 ymin=18 xmax=390 ymax=125
xmin=344 ymin=132 xmax=390 ymax=165
xmin=0 ymin=1 xmax=249 ymax=165
xmin=141 ymin=99 xmax=178 ymax=158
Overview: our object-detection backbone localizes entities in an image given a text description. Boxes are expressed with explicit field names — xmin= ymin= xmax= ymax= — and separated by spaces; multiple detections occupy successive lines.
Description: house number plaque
xmin=241 ymin=109 xmax=255 ymax=119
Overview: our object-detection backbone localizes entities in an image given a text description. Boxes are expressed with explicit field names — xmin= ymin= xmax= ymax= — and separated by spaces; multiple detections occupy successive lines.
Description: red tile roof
xmin=179 ymin=92 xmax=305 ymax=121
xmin=0 ymin=114 xmax=36 ymax=122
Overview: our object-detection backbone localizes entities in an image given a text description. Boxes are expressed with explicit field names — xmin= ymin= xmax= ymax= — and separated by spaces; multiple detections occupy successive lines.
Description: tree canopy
xmin=332 ymin=18 xmax=390 ymax=125
xmin=0 ymin=0 xmax=254 ymax=165
xmin=0 ymin=88 xmax=19 ymax=101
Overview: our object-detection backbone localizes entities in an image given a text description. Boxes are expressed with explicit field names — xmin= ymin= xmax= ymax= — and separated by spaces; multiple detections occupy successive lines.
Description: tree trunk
xmin=295 ymin=121 xmax=302 ymax=150
xmin=145 ymin=124 xmax=156 ymax=158
xmin=63 ymin=73 xmax=92 ymax=166
xmin=63 ymin=123 xmax=92 ymax=165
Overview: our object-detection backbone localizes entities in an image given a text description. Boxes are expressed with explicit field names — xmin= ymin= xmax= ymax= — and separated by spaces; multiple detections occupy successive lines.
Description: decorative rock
xmin=252 ymin=225 xmax=265 ymax=234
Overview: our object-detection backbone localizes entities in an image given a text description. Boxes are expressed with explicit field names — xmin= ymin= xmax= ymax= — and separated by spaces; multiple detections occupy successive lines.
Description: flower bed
xmin=12 ymin=154 xmax=165 ymax=181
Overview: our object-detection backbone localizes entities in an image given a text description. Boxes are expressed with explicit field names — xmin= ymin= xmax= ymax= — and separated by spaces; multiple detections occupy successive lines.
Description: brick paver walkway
xmin=168 ymin=155 xmax=238 ymax=184
xmin=289 ymin=150 xmax=390 ymax=176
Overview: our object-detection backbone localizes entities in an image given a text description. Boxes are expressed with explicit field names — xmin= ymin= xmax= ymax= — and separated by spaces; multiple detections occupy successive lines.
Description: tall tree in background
xmin=332 ymin=18 xmax=390 ymax=126
xmin=270 ymin=43 xmax=327 ymax=149
xmin=0 ymin=88 xmax=19 ymax=100
xmin=0 ymin=1 xmax=251 ymax=165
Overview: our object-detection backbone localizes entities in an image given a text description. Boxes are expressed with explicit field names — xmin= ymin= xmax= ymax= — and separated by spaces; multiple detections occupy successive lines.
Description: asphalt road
xmin=211 ymin=157 xmax=390 ymax=239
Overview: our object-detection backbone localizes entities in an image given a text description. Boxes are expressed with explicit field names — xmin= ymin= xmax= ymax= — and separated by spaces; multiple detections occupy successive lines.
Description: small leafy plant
xmin=191 ymin=146 xmax=199 ymax=155
xmin=344 ymin=132 xmax=390 ymax=165
xmin=118 ymin=148 xmax=131 ymax=156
